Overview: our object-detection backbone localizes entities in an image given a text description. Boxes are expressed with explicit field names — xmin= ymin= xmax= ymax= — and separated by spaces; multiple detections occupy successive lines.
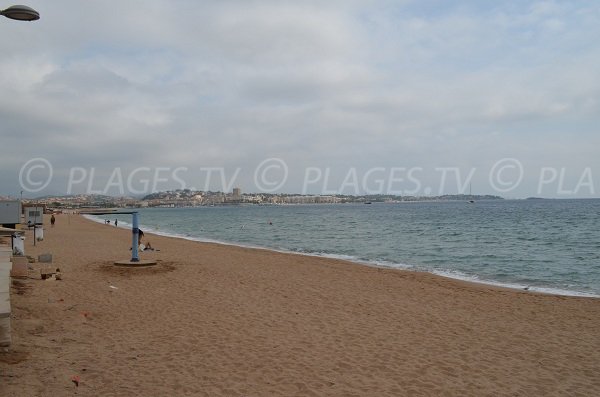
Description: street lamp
xmin=1 ymin=5 xmax=39 ymax=21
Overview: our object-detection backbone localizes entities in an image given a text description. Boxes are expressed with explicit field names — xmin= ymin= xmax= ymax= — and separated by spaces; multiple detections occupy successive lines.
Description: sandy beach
xmin=1 ymin=213 xmax=599 ymax=396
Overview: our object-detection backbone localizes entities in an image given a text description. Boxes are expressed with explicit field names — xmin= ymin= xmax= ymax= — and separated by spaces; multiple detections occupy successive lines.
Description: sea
xmin=91 ymin=199 xmax=600 ymax=298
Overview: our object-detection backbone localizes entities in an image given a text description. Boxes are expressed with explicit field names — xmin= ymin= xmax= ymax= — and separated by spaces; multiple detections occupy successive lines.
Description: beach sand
xmin=1 ymin=214 xmax=599 ymax=396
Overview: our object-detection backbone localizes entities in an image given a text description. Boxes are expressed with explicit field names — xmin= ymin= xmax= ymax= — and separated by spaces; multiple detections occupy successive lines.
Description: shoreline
xmin=84 ymin=214 xmax=600 ymax=299
xmin=2 ymin=213 xmax=599 ymax=396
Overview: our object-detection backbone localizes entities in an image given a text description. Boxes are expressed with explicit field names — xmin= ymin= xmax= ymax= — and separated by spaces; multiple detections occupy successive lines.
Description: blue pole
xmin=131 ymin=212 xmax=139 ymax=262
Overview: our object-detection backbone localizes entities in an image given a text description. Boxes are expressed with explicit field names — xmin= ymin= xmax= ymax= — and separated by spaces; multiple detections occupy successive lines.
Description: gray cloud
xmin=1 ymin=1 xmax=599 ymax=198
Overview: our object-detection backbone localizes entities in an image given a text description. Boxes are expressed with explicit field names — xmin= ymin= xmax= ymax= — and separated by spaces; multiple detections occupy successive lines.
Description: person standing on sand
xmin=115 ymin=219 xmax=118 ymax=227
xmin=50 ymin=214 xmax=56 ymax=227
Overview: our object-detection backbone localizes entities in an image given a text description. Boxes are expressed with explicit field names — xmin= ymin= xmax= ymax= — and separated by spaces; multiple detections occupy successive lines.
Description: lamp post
xmin=0 ymin=5 xmax=39 ymax=21
xmin=33 ymin=205 xmax=37 ymax=246
xmin=3 ymin=4 xmax=40 ymax=246
xmin=3 ymin=4 xmax=39 ymax=246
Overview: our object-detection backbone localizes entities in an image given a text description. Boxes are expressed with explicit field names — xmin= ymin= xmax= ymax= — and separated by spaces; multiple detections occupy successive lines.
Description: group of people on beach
xmin=137 ymin=229 xmax=154 ymax=251
xmin=106 ymin=219 xmax=156 ymax=251
xmin=131 ymin=228 xmax=155 ymax=251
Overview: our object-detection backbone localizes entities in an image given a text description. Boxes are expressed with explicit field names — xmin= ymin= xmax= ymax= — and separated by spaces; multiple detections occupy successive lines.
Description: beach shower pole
xmin=131 ymin=212 xmax=139 ymax=262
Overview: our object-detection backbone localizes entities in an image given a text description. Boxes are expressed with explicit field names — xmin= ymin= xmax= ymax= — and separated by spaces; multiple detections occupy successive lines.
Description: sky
xmin=1 ymin=0 xmax=599 ymax=199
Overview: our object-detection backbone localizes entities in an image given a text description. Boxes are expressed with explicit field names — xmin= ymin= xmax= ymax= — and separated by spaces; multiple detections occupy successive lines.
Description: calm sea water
xmin=99 ymin=199 xmax=600 ymax=297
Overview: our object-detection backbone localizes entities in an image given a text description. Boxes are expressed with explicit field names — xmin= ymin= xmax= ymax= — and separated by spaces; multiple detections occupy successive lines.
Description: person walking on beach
xmin=115 ymin=219 xmax=118 ymax=227
xmin=50 ymin=214 xmax=56 ymax=227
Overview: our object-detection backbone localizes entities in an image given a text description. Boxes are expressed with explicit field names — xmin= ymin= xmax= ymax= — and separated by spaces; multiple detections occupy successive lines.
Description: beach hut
xmin=0 ymin=200 xmax=21 ymax=229
xmin=23 ymin=205 xmax=45 ymax=226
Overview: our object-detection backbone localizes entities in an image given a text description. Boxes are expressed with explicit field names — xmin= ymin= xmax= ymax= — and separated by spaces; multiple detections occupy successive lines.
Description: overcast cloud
xmin=1 ymin=0 xmax=599 ymax=198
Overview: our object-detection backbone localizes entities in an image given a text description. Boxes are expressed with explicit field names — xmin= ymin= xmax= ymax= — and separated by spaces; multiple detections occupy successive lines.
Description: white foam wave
xmin=84 ymin=214 xmax=132 ymax=229
xmin=431 ymin=269 xmax=600 ymax=298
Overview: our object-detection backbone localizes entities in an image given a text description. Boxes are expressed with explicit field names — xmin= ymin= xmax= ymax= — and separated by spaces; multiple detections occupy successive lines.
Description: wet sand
xmin=1 ymin=213 xmax=599 ymax=396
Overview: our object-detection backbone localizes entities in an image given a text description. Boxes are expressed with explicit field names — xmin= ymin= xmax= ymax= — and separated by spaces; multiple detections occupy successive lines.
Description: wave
xmin=430 ymin=269 xmax=599 ymax=298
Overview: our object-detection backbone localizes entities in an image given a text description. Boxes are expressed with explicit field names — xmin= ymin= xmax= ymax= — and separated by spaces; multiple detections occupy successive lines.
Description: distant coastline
xmin=15 ymin=191 xmax=503 ymax=210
